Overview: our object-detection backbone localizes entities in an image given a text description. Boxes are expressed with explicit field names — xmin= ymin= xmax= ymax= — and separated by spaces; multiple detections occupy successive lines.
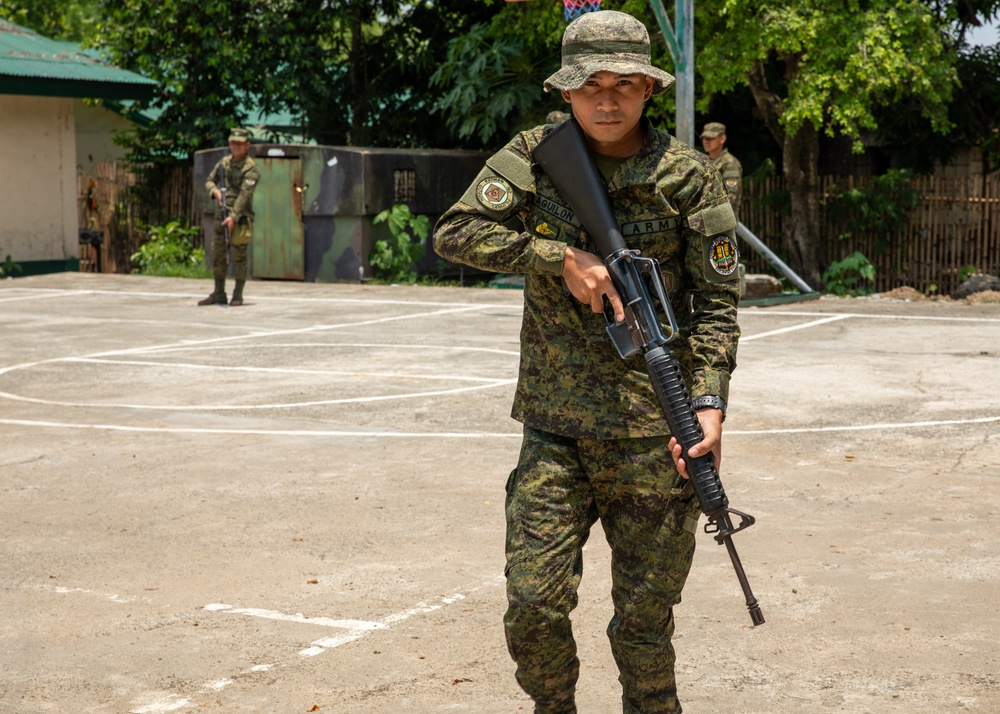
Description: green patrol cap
xmin=701 ymin=122 xmax=727 ymax=138
xmin=544 ymin=11 xmax=674 ymax=97
xmin=228 ymin=128 xmax=250 ymax=143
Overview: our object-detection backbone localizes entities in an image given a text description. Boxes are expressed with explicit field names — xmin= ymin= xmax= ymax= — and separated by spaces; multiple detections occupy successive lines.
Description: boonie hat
xmin=701 ymin=122 xmax=727 ymax=138
xmin=228 ymin=128 xmax=250 ymax=143
xmin=544 ymin=11 xmax=674 ymax=96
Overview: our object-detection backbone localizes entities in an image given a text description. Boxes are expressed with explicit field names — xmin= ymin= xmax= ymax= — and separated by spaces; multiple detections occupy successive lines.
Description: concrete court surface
xmin=1 ymin=271 xmax=999 ymax=714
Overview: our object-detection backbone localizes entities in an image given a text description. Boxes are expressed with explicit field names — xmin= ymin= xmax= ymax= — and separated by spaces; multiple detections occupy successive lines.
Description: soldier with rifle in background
xmin=700 ymin=121 xmax=743 ymax=216
xmin=201 ymin=127 xmax=260 ymax=306
xmin=435 ymin=10 xmax=758 ymax=714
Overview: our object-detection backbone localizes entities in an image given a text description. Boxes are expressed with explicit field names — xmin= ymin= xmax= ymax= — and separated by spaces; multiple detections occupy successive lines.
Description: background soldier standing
xmin=700 ymin=121 xmax=743 ymax=217
xmin=434 ymin=10 xmax=740 ymax=714
xmin=201 ymin=128 xmax=260 ymax=306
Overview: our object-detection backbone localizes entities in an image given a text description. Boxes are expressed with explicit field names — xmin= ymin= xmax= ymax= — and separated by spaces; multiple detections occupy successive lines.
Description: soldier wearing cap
xmin=435 ymin=10 xmax=739 ymax=714
xmin=701 ymin=122 xmax=743 ymax=215
xmin=201 ymin=128 xmax=260 ymax=306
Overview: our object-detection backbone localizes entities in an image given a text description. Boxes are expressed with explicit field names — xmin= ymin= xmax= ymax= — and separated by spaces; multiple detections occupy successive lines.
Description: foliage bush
xmin=0 ymin=255 xmax=23 ymax=279
xmin=369 ymin=204 xmax=430 ymax=284
xmin=130 ymin=220 xmax=210 ymax=278
xmin=823 ymin=251 xmax=876 ymax=296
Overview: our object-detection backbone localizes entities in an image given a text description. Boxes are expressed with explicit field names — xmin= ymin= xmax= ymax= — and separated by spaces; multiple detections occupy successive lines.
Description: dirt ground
xmin=1 ymin=272 xmax=998 ymax=714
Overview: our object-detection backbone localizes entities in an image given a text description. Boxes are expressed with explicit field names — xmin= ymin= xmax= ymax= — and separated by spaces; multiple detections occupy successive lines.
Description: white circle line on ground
xmin=0 ymin=286 xmax=520 ymax=310
xmin=2 ymin=415 xmax=996 ymax=438
xmin=69 ymin=357 xmax=512 ymax=384
xmin=0 ymin=377 xmax=517 ymax=410
xmin=0 ymin=418 xmax=523 ymax=437
xmin=129 ymin=575 xmax=505 ymax=714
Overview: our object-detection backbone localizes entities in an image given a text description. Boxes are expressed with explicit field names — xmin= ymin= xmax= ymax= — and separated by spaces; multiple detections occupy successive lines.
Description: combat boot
xmin=229 ymin=280 xmax=245 ymax=307
xmin=198 ymin=279 xmax=228 ymax=306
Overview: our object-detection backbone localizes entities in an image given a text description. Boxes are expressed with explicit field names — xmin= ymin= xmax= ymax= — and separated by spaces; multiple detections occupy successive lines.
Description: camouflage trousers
xmin=210 ymin=227 xmax=249 ymax=282
xmin=504 ymin=426 xmax=701 ymax=714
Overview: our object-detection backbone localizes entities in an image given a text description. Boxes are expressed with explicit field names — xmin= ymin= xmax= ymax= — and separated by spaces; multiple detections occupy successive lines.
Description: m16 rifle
xmin=532 ymin=119 xmax=764 ymax=626
xmin=217 ymin=159 xmax=230 ymax=243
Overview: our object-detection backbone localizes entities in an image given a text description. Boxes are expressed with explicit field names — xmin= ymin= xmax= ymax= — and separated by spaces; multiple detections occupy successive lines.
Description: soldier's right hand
xmin=562 ymin=246 xmax=624 ymax=322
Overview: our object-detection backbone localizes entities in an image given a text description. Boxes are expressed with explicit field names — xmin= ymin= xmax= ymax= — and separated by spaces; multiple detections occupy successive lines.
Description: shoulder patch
xmin=708 ymin=235 xmax=739 ymax=277
xmin=476 ymin=177 xmax=513 ymax=211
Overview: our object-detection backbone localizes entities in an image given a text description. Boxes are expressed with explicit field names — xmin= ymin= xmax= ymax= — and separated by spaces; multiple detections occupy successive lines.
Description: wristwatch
xmin=691 ymin=395 xmax=727 ymax=423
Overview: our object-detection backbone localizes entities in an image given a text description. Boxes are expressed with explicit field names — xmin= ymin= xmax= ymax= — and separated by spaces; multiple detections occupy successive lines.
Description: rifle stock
xmin=532 ymin=119 xmax=764 ymax=626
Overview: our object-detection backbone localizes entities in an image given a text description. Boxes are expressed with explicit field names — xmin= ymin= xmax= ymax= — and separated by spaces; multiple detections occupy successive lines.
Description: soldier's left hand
xmin=669 ymin=408 xmax=723 ymax=479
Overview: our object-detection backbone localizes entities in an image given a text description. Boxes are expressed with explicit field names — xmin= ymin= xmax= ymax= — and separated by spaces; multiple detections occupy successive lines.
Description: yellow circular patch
xmin=710 ymin=236 xmax=739 ymax=276
xmin=476 ymin=177 xmax=513 ymax=211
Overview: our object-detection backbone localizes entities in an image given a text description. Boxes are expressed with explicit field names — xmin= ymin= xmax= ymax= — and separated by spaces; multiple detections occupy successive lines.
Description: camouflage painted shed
xmin=193 ymin=144 xmax=487 ymax=282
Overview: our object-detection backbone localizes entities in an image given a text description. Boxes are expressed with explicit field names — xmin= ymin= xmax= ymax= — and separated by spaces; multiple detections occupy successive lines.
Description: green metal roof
xmin=0 ymin=20 xmax=156 ymax=100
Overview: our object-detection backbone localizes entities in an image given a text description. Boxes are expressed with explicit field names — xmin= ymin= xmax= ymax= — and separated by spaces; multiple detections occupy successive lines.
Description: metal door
xmin=253 ymin=158 xmax=305 ymax=280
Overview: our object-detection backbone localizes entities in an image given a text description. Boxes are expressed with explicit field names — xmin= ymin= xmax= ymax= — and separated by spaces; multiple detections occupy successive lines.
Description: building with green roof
xmin=0 ymin=19 xmax=157 ymax=275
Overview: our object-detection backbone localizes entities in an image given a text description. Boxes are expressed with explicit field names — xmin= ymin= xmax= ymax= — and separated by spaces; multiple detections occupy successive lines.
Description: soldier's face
xmin=229 ymin=140 xmax=249 ymax=161
xmin=701 ymin=134 xmax=725 ymax=158
xmin=562 ymin=72 xmax=653 ymax=157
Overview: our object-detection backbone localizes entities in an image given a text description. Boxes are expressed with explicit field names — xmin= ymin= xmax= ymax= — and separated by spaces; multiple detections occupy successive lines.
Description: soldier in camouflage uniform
xmin=700 ymin=122 xmax=743 ymax=216
xmin=434 ymin=11 xmax=739 ymax=714
xmin=200 ymin=128 xmax=261 ymax=306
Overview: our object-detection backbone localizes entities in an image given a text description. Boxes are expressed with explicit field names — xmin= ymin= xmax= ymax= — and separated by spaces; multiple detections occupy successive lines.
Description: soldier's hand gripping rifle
xmin=532 ymin=119 xmax=764 ymax=626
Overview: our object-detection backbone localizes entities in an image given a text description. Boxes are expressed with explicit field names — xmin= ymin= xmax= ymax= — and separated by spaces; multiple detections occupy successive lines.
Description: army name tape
xmin=476 ymin=177 xmax=514 ymax=211
xmin=709 ymin=236 xmax=739 ymax=276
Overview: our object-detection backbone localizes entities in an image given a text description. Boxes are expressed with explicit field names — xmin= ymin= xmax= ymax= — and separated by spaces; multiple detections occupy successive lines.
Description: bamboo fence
xmin=76 ymin=161 xmax=999 ymax=295
xmin=77 ymin=162 xmax=195 ymax=274
xmin=740 ymin=173 xmax=1000 ymax=295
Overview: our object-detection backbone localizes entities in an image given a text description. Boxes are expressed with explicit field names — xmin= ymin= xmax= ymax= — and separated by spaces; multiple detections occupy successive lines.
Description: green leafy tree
xmin=696 ymin=0 xmax=961 ymax=289
xmin=94 ymin=0 xmax=502 ymax=156
xmin=288 ymin=0 xmax=501 ymax=148
xmin=0 ymin=0 xmax=100 ymax=41
xmin=95 ymin=0 xmax=297 ymax=164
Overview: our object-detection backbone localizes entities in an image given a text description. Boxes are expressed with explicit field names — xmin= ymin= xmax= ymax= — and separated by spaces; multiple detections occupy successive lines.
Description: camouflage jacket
xmin=711 ymin=149 xmax=743 ymax=215
xmin=434 ymin=120 xmax=740 ymax=440
xmin=205 ymin=155 xmax=261 ymax=222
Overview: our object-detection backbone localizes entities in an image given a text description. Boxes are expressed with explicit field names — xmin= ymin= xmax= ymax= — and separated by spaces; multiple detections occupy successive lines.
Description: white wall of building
xmin=75 ymin=99 xmax=131 ymax=177
xmin=0 ymin=94 xmax=78 ymax=264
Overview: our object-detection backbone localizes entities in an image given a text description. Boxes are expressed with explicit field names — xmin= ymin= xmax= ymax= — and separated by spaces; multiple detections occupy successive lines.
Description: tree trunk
xmin=782 ymin=122 xmax=824 ymax=290
xmin=349 ymin=6 xmax=366 ymax=145
xmin=747 ymin=58 xmax=825 ymax=290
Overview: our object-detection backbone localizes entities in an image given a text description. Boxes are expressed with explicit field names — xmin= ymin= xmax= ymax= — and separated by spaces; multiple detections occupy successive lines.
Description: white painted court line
xmin=0 ymin=309 xmax=521 ymax=411
xmin=726 ymin=415 xmax=1000 ymax=435
xmin=740 ymin=314 xmax=852 ymax=341
xmin=68 ymin=356 xmax=510 ymax=382
xmin=0 ymin=289 xmax=91 ymax=303
xmin=0 ymin=377 xmax=517 ymax=411
xmin=129 ymin=576 xmax=504 ymax=713
xmin=0 ymin=285 xmax=519 ymax=309
xmin=3 ymin=415 xmax=998 ymax=439
xmin=746 ymin=309 xmax=1000 ymax=324
xmin=0 ymin=418 xmax=522 ymax=438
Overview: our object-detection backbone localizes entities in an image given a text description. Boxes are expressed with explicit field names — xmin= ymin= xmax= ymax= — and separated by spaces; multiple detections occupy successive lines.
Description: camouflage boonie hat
xmin=228 ymin=128 xmax=250 ymax=143
xmin=701 ymin=122 xmax=727 ymax=138
xmin=544 ymin=11 xmax=674 ymax=96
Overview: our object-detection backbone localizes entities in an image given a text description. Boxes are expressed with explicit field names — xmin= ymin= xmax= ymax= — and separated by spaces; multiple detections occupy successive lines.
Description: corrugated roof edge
xmin=0 ymin=20 xmax=156 ymax=100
